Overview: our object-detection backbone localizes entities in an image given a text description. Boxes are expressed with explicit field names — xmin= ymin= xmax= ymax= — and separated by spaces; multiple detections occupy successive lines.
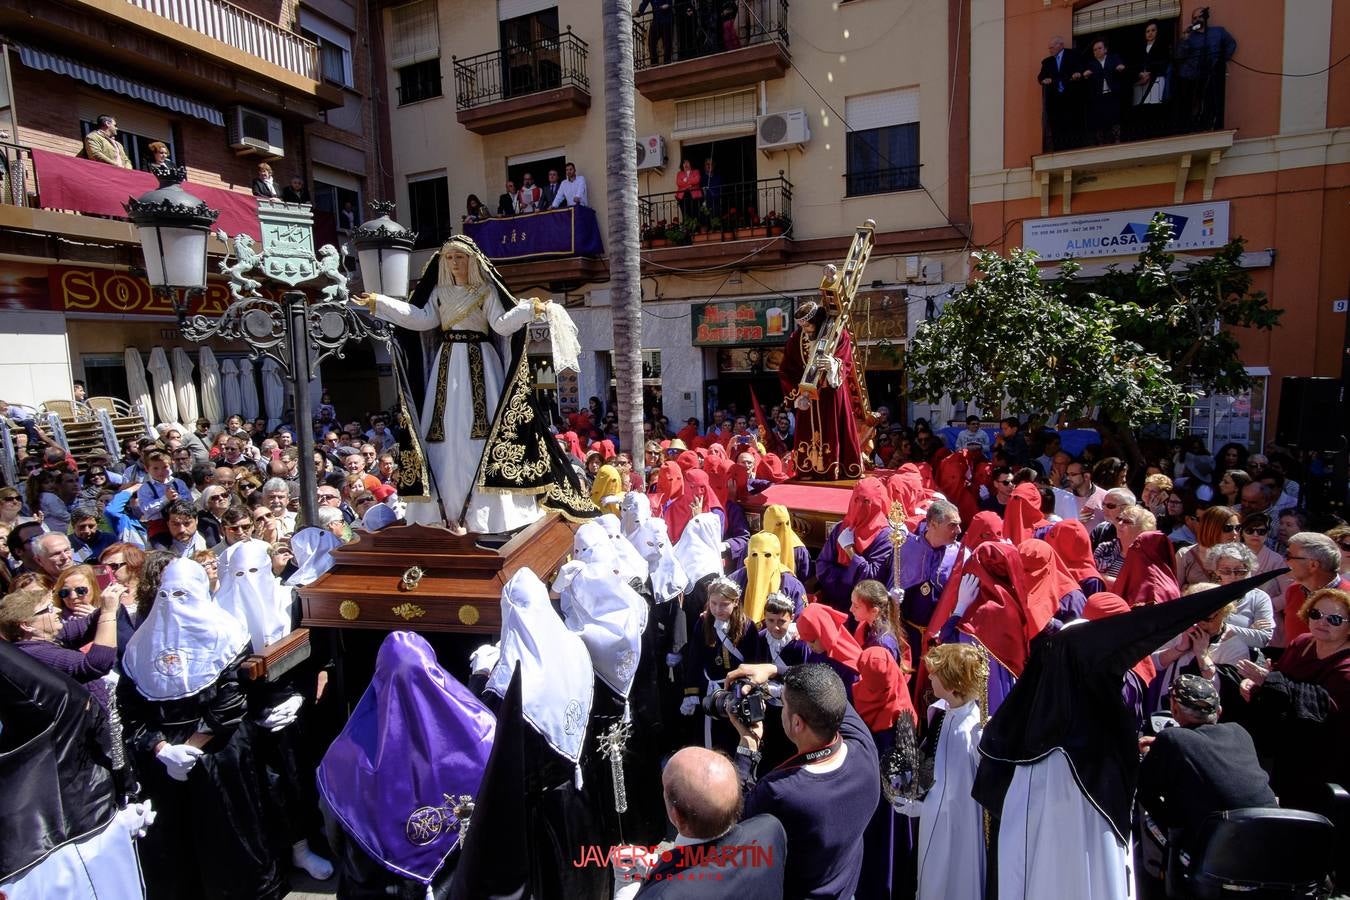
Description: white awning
xmin=13 ymin=45 xmax=225 ymax=126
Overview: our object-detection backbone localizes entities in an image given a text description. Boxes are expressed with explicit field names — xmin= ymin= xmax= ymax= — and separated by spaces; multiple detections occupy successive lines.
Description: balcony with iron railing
xmin=453 ymin=28 xmax=591 ymax=134
xmin=2 ymin=0 xmax=340 ymax=114
xmin=0 ymin=140 xmax=264 ymax=271
xmin=1032 ymin=11 xmax=1241 ymax=215
xmin=639 ymin=173 xmax=794 ymax=265
xmin=127 ymin=0 xmax=321 ymax=81
xmin=633 ymin=0 xmax=790 ymax=100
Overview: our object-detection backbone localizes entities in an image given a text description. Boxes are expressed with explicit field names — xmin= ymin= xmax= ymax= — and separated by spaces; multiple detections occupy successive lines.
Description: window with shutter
xmin=391 ymin=0 xmax=440 ymax=68
xmin=844 ymin=87 xmax=921 ymax=197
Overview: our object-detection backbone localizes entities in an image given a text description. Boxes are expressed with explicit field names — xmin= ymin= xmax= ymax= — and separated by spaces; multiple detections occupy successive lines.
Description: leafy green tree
xmin=908 ymin=215 xmax=1282 ymax=457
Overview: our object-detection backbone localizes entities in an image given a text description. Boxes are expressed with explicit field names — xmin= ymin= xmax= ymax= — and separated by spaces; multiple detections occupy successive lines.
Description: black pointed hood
xmin=0 ymin=641 xmax=117 ymax=881
xmin=974 ymin=571 xmax=1285 ymax=841
xmin=450 ymin=665 xmax=530 ymax=900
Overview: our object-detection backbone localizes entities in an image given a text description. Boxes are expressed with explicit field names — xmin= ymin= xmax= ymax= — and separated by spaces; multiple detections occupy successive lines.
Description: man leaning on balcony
xmin=550 ymin=162 xmax=588 ymax=208
xmin=82 ymin=115 xmax=132 ymax=169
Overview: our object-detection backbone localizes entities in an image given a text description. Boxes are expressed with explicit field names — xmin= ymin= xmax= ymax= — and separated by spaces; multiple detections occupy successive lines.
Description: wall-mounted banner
xmin=1024 ymin=201 xmax=1230 ymax=261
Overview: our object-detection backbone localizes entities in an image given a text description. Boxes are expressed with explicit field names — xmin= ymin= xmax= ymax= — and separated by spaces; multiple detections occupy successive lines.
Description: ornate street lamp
xmin=124 ymin=164 xmax=219 ymax=311
xmin=349 ymin=200 xmax=416 ymax=299
xmin=126 ymin=172 xmax=396 ymax=526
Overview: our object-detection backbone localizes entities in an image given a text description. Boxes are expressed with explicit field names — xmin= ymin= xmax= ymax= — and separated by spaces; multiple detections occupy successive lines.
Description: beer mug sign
xmin=765 ymin=306 xmax=785 ymax=336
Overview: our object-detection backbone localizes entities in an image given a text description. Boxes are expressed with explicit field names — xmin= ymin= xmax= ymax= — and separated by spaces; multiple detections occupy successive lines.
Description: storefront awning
xmin=13 ymin=44 xmax=225 ymax=126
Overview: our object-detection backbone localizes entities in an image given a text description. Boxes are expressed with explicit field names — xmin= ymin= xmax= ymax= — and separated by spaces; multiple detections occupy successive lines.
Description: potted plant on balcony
xmin=694 ymin=215 xmax=723 ymax=243
xmin=644 ymin=219 xmax=670 ymax=248
xmin=765 ymin=211 xmax=792 ymax=237
xmin=665 ymin=219 xmax=694 ymax=246
xmin=741 ymin=207 xmax=768 ymax=239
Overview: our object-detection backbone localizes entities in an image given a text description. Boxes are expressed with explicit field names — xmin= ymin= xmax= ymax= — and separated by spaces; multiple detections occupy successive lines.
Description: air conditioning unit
xmin=226 ymin=106 xmax=285 ymax=158
xmin=756 ymin=109 xmax=810 ymax=152
xmin=636 ymin=134 xmax=666 ymax=171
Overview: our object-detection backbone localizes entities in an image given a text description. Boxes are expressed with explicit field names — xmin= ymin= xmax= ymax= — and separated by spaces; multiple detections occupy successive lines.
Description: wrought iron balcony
xmin=454 ymin=30 xmax=588 ymax=109
xmin=639 ymin=174 xmax=793 ymax=249
xmin=632 ymin=0 xmax=789 ymax=100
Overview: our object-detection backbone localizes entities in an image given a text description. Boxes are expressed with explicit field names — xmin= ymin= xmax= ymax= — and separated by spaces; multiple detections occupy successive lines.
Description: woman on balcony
xmin=675 ymin=158 xmax=702 ymax=224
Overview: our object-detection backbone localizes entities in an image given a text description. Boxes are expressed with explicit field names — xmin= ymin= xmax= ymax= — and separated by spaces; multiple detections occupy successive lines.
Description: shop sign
xmin=691 ymin=299 xmax=791 ymax=347
xmin=48 ymin=267 xmax=245 ymax=318
xmin=1024 ymin=201 xmax=1230 ymax=261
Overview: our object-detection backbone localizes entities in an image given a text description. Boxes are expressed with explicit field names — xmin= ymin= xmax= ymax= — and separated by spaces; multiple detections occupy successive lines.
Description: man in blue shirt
xmin=728 ymin=662 xmax=878 ymax=900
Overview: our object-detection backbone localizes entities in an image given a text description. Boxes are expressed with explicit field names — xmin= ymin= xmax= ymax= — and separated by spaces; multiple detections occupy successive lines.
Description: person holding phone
xmin=0 ymin=572 xmax=125 ymax=686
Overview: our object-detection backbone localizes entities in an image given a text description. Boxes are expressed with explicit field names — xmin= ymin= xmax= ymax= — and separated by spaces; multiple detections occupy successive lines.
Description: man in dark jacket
xmin=1138 ymin=674 xmax=1277 ymax=857
xmin=1037 ymin=35 xmax=1087 ymax=150
xmin=636 ymin=746 xmax=786 ymax=898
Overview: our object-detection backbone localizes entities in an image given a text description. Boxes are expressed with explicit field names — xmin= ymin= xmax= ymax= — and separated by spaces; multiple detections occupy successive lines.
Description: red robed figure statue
xmin=778 ymin=300 xmax=866 ymax=480
xmin=777 ymin=220 xmax=880 ymax=480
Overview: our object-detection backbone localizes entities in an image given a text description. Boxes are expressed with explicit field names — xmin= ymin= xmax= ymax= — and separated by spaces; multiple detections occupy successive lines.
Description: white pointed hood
xmin=123 ymin=558 xmax=250 ymax=700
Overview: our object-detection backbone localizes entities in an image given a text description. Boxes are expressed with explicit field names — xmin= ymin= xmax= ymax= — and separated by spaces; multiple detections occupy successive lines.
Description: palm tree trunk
xmin=603 ymin=0 xmax=645 ymax=486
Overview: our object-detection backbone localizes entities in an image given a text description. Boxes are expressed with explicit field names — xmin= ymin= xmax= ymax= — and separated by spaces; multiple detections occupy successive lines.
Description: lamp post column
xmin=285 ymin=290 xmax=320 ymax=528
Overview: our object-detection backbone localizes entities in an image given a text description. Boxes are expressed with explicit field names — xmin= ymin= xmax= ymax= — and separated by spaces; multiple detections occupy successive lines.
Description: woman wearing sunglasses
xmin=52 ymin=563 xmax=105 ymax=618
xmin=1237 ymin=588 xmax=1350 ymax=812
xmin=0 ymin=574 xmax=125 ymax=686
xmin=1239 ymin=513 xmax=1293 ymax=643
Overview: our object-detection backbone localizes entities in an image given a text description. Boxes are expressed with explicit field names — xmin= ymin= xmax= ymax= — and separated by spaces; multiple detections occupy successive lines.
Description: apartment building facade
xmin=968 ymin=0 xmax=1349 ymax=449
xmin=0 ymin=0 xmax=388 ymax=414
xmin=381 ymin=0 xmax=973 ymax=425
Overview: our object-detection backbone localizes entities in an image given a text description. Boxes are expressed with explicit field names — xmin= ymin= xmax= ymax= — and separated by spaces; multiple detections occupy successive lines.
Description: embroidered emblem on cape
xmin=616 ymin=648 xmax=637 ymax=684
xmin=153 ymin=649 xmax=184 ymax=677
xmin=405 ymin=806 xmax=446 ymax=846
xmin=564 ymin=699 xmax=585 ymax=735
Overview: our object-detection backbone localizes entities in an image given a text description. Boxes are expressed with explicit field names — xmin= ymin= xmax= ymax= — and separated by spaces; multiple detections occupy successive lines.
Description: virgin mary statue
xmin=354 ymin=235 xmax=593 ymax=533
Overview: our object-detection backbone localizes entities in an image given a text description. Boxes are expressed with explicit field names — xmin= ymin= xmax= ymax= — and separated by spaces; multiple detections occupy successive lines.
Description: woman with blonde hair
xmin=1175 ymin=505 xmax=1240 ymax=586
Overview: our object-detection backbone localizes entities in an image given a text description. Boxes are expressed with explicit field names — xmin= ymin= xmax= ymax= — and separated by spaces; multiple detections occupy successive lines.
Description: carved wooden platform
xmin=298 ymin=513 xmax=578 ymax=635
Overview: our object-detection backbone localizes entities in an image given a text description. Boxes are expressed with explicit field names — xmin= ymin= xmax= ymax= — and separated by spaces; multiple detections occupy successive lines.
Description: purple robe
xmin=723 ymin=501 xmax=752 ymax=569
xmin=897 ymin=526 xmax=958 ymax=656
xmin=816 ymin=522 xmax=895 ymax=611
xmin=317 ymin=632 xmax=495 ymax=884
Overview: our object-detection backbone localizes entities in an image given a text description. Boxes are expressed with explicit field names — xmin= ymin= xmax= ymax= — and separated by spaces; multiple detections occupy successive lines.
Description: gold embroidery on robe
xmin=426 ymin=342 xmax=452 ymax=443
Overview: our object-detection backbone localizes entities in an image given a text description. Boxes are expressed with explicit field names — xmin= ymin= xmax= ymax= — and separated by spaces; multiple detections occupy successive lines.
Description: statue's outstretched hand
xmin=351 ymin=292 xmax=377 ymax=312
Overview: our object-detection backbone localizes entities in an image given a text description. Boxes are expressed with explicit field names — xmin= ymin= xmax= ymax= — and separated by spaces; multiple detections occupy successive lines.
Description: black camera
xmin=703 ymin=678 xmax=783 ymax=725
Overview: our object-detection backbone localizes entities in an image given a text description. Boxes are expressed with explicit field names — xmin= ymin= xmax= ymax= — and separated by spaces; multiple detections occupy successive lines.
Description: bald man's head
xmin=662 ymin=747 xmax=742 ymax=840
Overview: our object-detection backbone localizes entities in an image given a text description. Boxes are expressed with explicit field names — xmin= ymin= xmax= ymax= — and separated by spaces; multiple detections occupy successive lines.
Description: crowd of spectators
xmin=1037 ymin=8 xmax=1236 ymax=151
xmin=4 ymin=371 xmax=1347 ymax=897
xmin=464 ymin=161 xmax=589 ymax=224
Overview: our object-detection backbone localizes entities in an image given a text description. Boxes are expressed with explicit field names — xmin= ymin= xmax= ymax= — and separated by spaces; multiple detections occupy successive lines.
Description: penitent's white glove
xmin=891 ymin=796 xmax=924 ymax=817
xmin=156 ymin=744 xmax=203 ymax=782
xmin=470 ymin=643 xmax=501 ymax=677
xmin=954 ymin=573 xmax=981 ymax=617
xmin=116 ymin=799 xmax=158 ymax=838
xmin=665 ymin=653 xmax=683 ymax=668
xmin=261 ymin=695 xmax=304 ymax=731
xmin=680 ymin=696 xmax=699 ymax=716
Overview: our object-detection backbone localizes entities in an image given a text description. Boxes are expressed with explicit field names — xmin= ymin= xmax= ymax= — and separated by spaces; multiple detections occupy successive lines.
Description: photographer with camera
xmin=722 ymin=661 xmax=879 ymax=900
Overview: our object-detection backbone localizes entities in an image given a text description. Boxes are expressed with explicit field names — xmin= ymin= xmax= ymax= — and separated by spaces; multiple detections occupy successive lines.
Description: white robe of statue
xmin=916 ymin=698 xmax=985 ymax=900
xmin=372 ymin=283 xmax=542 ymax=534
xmin=997 ymin=748 xmax=1135 ymax=900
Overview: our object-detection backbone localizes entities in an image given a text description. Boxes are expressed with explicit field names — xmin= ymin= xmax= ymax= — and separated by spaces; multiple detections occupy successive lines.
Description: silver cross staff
xmin=598 ymin=722 xmax=632 ymax=815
